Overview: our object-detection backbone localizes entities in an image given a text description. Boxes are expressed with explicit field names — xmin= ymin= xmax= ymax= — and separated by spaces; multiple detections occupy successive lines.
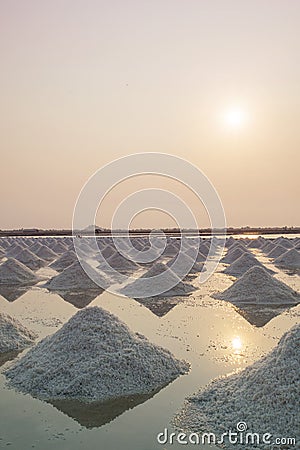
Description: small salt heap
xmin=214 ymin=266 xmax=299 ymax=305
xmin=104 ymin=252 xmax=140 ymax=274
xmin=223 ymin=253 xmax=273 ymax=278
xmin=267 ymin=244 xmax=288 ymax=259
xmin=0 ymin=312 xmax=37 ymax=353
xmin=5 ymin=306 xmax=189 ymax=402
xmin=174 ymin=323 xmax=300 ymax=449
xmin=6 ymin=242 xmax=25 ymax=257
xmin=35 ymin=245 xmax=58 ymax=262
xmin=120 ymin=262 xmax=195 ymax=298
xmin=0 ymin=258 xmax=41 ymax=286
xmin=274 ymin=248 xmax=300 ymax=269
xmin=44 ymin=260 xmax=109 ymax=291
xmin=15 ymin=248 xmax=46 ymax=271
xmin=49 ymin=241 xmax=68 ymax=254
xmin=49 ymin=250 xmax=78 ymax=272
xmin=221 ymin=246 xmax=247 ymax=264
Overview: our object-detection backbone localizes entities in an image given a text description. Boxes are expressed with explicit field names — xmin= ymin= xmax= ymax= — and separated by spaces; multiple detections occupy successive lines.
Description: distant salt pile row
xmin=5 ymin=306 xmax=189 ymax=402
xmin=259 ymin=237 xmax=300 ymax=268
xmin=214 ymin=266 xmax=299 ymax=305
xmin=174 ymin=323 xmax=300 ymax=449
xmin=120 ymin=262 xmax=196 ymax=298
xmin=0 ymin=312 xmax=37 ymax=353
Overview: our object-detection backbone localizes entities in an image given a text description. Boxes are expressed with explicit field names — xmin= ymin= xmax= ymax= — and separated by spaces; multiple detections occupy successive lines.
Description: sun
xmin=224 ymin=107 xmax=247 ymax=129
xmin=231 ymin=336 xmax=242 ymax=352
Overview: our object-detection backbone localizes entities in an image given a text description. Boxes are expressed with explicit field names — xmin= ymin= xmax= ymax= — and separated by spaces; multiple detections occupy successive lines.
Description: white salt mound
xmin=174 ymin=324 xmax=300 ymax=449
xmin=224 ymin=253 xmax=274 ymax=277
xmin=267 ymin=244 xmax=288 ymax=259
xmin=274 ymin=249 xmax=300 ymax=269
xmin=105 ymin=252 xmax=139 ymax=272
xmin=0 ymin=312 xmax=37 ymax=353
xmin=34 ymin=245 xmax=58 ymax=261
xmin=44 ymin=261 xmax=108 ymax=291
xmin=221 ymin=247 xmax=247 ymax=264
xmin=15 ymin=248 xmax=46 ymax=271
xmin=49 ymin=241 xmax=68 ymax=254
xmin=214 ymin=266 xmax=299 ymax=305
xmin=120 ymin=262 xmax=195 ymax=298
xmin=49 ymin=250 xmax=77 ymax=272
xmin=0 ymin=258 xmax=41 ymax=286
xmin=5 ymin=306 xmax=189 ymax=402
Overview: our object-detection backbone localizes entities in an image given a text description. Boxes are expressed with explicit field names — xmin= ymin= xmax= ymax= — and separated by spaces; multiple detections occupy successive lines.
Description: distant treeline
xmin=0 ymin=227 xmax=299 ymax=237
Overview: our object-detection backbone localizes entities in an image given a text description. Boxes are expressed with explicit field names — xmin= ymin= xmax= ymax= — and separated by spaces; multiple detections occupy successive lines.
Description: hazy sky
xmin=1 ymin=0 xmax=299 ymax=229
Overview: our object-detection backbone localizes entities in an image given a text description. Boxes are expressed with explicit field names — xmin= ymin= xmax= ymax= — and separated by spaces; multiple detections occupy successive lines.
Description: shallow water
xmin=0 ymin=247 xmax=299 ymax=450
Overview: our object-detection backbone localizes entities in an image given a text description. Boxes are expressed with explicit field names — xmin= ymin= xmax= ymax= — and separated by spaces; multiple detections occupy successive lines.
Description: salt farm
xmin=0 ymin=233 xmax=299 ymax=449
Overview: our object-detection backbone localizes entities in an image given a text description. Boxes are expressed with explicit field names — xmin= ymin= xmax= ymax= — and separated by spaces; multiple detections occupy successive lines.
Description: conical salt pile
xmin=223 ymin=253 xmax=274 ymax=278
xmin=50 ymin=241 xmax=68 ymax=254
xmin=214 ymin=266 xmax=299 ymax=305
xmin=34 ymin=244 xmax=58 ymax=262
xmin=15 ymin=248 xmax=46 ymax=271
xmin=162 ymin=242 xmax=180 ymax=257
xmin=267 ymin=244 xmax=287 ymax=259
xmin=261 ymin=241 xmax=275 ymax=254
xmin=100 ymin=244 xmax=116 ymax=259
xmin=44 ymin=261 xmax=109 ymax=291
xmin=0 ymin=258 xmax=41 ymax=286
xmin=167 ymin=253 xmax=204 ymax=274
xmin=49 ymin=250 xmax=78 ymax=272
xmin=275 ymin=237 xmax=294 ymax=249
xmin=274 ymin=248 xmax=300 ymax=269
xmin=221 ymin=247 xmax=247 ymax=264
xmin=5 ymin=306 xmax=189 ymax=402
xmin=247 ymin=237 xmax=266 ymax=249
xmin=104 ymin=252 xmax=139 ymax=274
xmin=174 ymin=324 xmax=300 ymax=448
xmin=183 ymin=246 xmax=207 ymax=263
xmin=6 ymin=242 xmax=25 ymax=257
xmin=0 ymin=312 xmax=37 ymax=353
xmin=120 ymin=262 xmax=195 ymax=298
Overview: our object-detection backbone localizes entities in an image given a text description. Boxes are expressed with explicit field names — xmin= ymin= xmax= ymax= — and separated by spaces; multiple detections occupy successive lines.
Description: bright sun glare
xmin=231 ymin=336 xmax=242 ymax=351
xmin=224 ymin=107 xmax=247 ymax=129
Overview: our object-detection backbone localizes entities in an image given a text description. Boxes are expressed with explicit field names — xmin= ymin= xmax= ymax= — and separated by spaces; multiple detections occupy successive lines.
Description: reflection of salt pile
xmin=214 ymin=266 xmax=299 ymax=305
xmin=15 ymin=248 xmax=46 ymax=271
xmin=120 ymin=262 xmax=195 ymax=298
xmin=5 ymin=306 xmax=189 ymax=402
xmin=0 ymin=312 xmax=37 ymax=353
xmin=44 ymin=261 xmax=109 ymax=291
xmin=35 ymin=245 xmax=58 ymax=262
xmin=49 ymin=251 xmax=78 ymax=272
xmin=0 ymin=258 xmax=41 ymax=286
xmin=174 ymin=324 xmax=300 ymax=449
xmin=223 ymin=253 xmax=274 ymax=277
xmin=274 ymin=249 xmax=300 ymax=269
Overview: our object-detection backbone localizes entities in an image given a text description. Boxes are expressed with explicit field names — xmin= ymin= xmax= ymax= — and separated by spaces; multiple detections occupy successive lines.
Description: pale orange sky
xmin=0 ymin=1 xmax=299 ymax=229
